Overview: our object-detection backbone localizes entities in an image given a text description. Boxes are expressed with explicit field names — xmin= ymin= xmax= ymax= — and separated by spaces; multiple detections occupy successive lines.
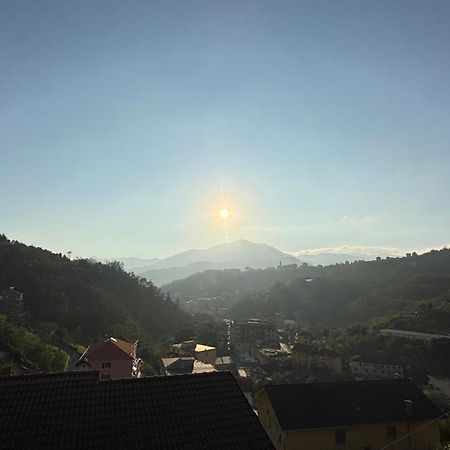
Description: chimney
xmin=405 ymin=400 xmax=413 ymax=417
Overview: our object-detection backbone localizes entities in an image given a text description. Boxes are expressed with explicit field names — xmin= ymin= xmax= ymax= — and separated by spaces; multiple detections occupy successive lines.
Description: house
xmin=215 ymin=355 xmax=234 ymax=371
xmin=292 ymin=343 xmax=342 ymax=374
xmin=194 ymin=343 xmax=216 ymax=364
xmin=349 ymin=356 xmax=404 ymax=379
xmin=0 ymin=370 xmax=275 ymax=449
xmin=230 ymin=319 xmax=279 ymax=352
xmin=171 ymin=340 xmax=197 ymax=356
xmin=161 ymin=357 xmax=216 ymax=376
xmin=256 ymin=379 xmax=441 ymax=450
xmin=76 ymin=337 xmax=142 ymax=379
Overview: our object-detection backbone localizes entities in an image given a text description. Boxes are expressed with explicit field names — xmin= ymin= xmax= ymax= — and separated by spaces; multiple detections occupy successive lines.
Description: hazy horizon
xmin=2 ymin=1 xmax=450 ymax=258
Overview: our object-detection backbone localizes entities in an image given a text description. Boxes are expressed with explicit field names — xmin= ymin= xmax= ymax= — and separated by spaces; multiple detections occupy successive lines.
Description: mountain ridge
xmin=137 ymin=239 xmax=300 ymax=285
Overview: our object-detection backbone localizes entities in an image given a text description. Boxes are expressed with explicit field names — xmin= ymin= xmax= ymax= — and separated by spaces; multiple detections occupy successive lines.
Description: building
xmin=230 ymin=319 xmax=279 ymax=352
xmin=171 ymin=340 xmax=197 ymax=356
xmin=349 ymin=356 xmax=404 ymax=379
xmin=256 ymin=379 xmax=441 ymax=450
xmin=292 ymin=343 xmax=342 ymax=374
xmin=277 ymin=262 xmax=298 ymax=271
xmin=161 ymin=357 xmax=216 ymax=376
xmin=0 ymin=370 xmax=275 ymax=449
xmin=76 ymin=337 xmax=142 ymax=379
xmin=379 ymin=329 xmax=450 ymax=341
xmin=215 ymin=355 xmax=234 ymax=371
xmin=194 ymin=343 xmax=216 ymax=364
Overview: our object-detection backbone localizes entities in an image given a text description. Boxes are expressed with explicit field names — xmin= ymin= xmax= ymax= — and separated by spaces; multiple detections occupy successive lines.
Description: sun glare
xmin=219 ymin=208 xmax=230 ymax=219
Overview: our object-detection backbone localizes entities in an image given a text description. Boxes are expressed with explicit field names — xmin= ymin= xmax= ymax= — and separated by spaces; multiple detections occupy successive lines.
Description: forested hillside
xmin=165 ymin=248 xmax=450 ymax=331
xmin=232 ymin=249 xmax=450 ymax=330
xmin=0 ymin=235 xmax=187 ymax=357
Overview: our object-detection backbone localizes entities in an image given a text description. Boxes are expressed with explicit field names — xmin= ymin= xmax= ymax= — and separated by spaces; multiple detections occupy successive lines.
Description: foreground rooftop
xmin=0 ymin=371 xmax=274 ymax=449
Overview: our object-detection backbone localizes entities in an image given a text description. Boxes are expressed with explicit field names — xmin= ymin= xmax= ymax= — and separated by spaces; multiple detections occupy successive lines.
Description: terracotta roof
xmin=0 ymin=371 xmax=274 ymax=449
xmin=78 ymin=337 xmax=135 ymax=363
xmin=263 ymin=379 xmax=442 ymax=431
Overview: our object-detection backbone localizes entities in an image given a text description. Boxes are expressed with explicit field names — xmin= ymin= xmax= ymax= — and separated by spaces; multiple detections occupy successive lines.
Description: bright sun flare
xmin=219 ymin=208 xmax=230 ymax=219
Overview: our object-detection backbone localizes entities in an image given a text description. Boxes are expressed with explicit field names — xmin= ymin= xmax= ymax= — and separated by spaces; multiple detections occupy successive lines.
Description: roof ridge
xmin=0 ymin=370 xmax=99 ymax=380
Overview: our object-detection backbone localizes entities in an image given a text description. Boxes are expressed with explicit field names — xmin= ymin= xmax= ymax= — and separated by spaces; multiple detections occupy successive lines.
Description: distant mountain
xmin=101 ymin=257 xmax=159 ymax=272
xmin=139 ymin=239 xmax=300 ymax=285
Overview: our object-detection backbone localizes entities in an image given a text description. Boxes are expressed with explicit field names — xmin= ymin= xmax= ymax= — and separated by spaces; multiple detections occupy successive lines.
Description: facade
xmin=171 ymin=340 xmax=197 ymax=356
xmin=76 ymin=337 xmax=142 ymax=379
xmin=292 ymin=343 xmax=342 ymax=374
xmin=0 ymin=371 xmax=275 ymax=449
xmin=161 ymin=357 xmax=216 ymax=375
xmin=349 ymin=357 xmax=404 ymax=379
xmin=194 ymin=343 xmax=217 ymax=364
xmin=230 ymin=319 xmax=278 ymax=352
xmin=256 ymin=380 xmax=441 ymax=450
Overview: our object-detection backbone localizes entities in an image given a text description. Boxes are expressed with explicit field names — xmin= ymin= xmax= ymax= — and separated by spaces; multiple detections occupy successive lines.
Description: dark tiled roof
xmin=0 ymin=371 xmax=274 ymax=450
xmin=264 ymin=379 xmax=441 ymax=431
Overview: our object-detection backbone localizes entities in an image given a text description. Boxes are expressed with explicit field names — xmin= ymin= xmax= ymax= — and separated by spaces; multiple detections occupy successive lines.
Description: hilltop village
xmin=1 ymin=237 xmax=450 ymax=448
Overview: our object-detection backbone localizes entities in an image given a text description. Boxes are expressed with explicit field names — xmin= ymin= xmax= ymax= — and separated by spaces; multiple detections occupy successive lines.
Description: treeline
xmin=231 ymin=249 xmax=450 ymax=330
xmin=0 ymin=235 xmax=187 ymax=348
xmin=163 ymin=266 xmax=313 ymax=299
xmin=165 ymin=248 xmax=450 ymax=331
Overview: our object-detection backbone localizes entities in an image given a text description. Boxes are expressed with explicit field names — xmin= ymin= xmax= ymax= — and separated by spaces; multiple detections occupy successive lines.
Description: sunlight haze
xmin=1 ymin=0 xmax=450 ymax=258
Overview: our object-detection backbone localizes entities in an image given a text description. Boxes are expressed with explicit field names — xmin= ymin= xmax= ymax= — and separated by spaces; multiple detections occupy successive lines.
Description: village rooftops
xmin=0 ymin=370 xmax=274 ymax=449
xmin=262 ymin=379 xmax=441 ymax=432
xmin=161 ymin=357 xmax=216 ymax=375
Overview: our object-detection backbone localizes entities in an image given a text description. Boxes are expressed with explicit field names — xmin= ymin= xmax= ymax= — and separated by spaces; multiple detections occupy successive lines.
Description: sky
xmin=1 ymin=0 xmax=450 ymax=258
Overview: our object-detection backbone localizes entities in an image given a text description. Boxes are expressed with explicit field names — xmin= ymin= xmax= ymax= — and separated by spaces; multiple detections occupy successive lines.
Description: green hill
xmin=0 ymin=234 xmax=187 ymax=371
xmin=165 ymin=248 xmax=450 ymax=332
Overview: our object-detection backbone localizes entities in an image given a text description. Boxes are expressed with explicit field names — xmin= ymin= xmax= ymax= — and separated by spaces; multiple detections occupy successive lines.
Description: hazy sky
xmin=1 ymin=1 xmax=450 ymax=258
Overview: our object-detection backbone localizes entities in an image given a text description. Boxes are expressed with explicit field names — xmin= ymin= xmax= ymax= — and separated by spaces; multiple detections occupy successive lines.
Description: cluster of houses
xmin=0 ymin=333 xmax=444 ymax=449
xmin=0 ymin=301 xmax=448 ymax=448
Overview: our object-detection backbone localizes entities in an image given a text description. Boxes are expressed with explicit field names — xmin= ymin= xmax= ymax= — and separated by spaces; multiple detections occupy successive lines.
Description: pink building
xmin=76 ymin=337 xmax=142 ymax=380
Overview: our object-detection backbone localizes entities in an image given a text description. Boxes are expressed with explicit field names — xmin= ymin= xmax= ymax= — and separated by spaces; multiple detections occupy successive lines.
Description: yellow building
xmin=256 ymin=379 xmax=441 ymax=450
xmin=292 ymin=343 xmax=343 ymax=374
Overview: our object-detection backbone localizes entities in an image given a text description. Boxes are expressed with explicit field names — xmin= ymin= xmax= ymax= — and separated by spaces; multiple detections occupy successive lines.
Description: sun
xmin=219 ymin=208 xmax=230 ymax=219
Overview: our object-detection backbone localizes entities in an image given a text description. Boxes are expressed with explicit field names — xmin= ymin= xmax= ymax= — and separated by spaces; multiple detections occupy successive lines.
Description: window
xmin=335 ymin=430 xmax=346 ymax=445
xmin=101 ymin=374 xmax=111 ymax=380
xmin=102 ymin=362 xmax=111 ymax=369
xmin=386 ymin=425 xmax=396 ymax=440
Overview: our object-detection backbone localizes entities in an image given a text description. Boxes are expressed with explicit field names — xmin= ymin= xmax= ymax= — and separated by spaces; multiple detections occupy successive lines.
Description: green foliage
xmin=225 ymin=249 xmax=450 ymax=330
xmin=0 ymin=236 xmax=188 ymax=346
xmin=0 ymin=315 xmax=67 ymax=372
